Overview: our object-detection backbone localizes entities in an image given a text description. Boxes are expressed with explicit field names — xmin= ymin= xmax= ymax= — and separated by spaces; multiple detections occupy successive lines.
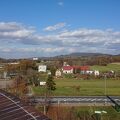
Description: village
xmin=0 ymin=58 xmax=118 ymax=90
xmin=39 ymin=62 xmax=116 ymax=79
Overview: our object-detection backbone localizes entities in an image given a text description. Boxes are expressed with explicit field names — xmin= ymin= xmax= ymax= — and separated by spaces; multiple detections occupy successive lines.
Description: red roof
xmin=73 ymin=66 xmax=90 ymax=70
xmin=80 ymin=66 xmax=90 ymax=70
xmin=63 ymin=66 xmax=73 ymax=70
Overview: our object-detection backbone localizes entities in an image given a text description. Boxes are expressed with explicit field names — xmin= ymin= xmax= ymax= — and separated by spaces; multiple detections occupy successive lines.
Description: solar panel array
xmin=0 ymin=90 xmax=51 ymax=120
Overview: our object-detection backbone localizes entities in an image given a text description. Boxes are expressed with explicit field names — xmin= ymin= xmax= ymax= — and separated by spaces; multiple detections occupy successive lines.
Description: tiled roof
xmin=72 ymin=66 xmax=89 ymax=70
xmin=0 ymin=89 xmax=51 ymax=120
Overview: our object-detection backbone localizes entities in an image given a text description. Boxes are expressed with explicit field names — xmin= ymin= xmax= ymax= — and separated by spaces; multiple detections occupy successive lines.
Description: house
xmin=80 ymin=66 xmax=90 ymax=74
xmin=55 ymin=69 xmax=62 ymax=77
xmin=38 ymin=65 xmax=47 ymax=72
xmin=94 ymin=70 xmax=100 ymax=76
xmin=62 ymin=65 xmax=90 ymax=74
xmin=33 ymin=57 xmax=38 ymax=61
xmin=72 ymin=66 xmax=90 ymax=74
xmin=80 ymin=66 xmax=90 ymax=71
xmin=86 ymin=70 xmax=94 ymax=74
xmin=62 ymin=65 xmax=73 ymax=74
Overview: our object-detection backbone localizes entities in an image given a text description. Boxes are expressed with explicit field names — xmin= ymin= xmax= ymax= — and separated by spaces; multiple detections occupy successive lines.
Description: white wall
xmin=38 ymin=65 xmax=47 ymax=72
xmin=63 ymin=69 xmax=73 ymax=74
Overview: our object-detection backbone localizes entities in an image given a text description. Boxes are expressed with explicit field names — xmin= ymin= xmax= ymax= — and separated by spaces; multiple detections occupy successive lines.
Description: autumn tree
xmin=19 ymin=60 xmax=37 ymax=75
xmin=12 ymin=75 xmax=28 ymax=97
xmin=27 ymin=68 xmax=39 ymax=86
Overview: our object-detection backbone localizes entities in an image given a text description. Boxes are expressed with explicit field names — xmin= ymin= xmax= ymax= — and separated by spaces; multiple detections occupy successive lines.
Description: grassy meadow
xmin=33 ymin=78 xmax=120 ymax=96
xmin=91 ymin=63 xmax=120 ymax=72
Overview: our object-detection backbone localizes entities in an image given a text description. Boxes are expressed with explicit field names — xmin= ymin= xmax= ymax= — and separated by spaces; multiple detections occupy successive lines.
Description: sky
xmin=0 ymin=0 xmax=120 ymax=58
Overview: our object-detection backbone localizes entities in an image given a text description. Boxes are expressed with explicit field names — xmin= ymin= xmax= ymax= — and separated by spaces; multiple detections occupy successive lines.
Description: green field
xmin=32 ymin=78 xmax=120 ymax=96
xmin=91 ymin=63 xmax=120 ymax=72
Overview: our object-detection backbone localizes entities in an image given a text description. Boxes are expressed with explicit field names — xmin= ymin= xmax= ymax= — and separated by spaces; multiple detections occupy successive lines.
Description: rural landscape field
xmin=0 ymin=0 xmax=120 ymax=120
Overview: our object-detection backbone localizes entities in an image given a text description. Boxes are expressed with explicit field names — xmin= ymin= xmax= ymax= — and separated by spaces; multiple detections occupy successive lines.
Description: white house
xmin=38 ymin=65 xmax=47 ymax=72
xmin=33 ymin=57 xmax=38 ymax=61
xmin=55 ymin=70 xmax=62 ymax=77
xmin=94 ymin=70 xmax=100 ymax=76
xmin=86 ymin=70 xmax=94 ymax=74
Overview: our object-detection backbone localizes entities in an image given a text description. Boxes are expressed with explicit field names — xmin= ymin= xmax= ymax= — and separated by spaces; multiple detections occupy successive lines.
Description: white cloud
xmin=0 ymin=22 xmax=22 ymax=31
xmin=44 ymin=23 xmax=66 ymax=31
xmin=0 ymin=22 xmax=120 ymax=58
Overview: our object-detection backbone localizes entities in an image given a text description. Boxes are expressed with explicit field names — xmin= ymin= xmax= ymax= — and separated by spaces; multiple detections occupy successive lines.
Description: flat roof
xmin=0 ymin=90 xmax=51 ymax=120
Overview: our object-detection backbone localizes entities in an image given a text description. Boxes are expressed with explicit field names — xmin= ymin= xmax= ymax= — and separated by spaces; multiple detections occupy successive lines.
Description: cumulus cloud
xmin=44 ymin=23 xmax=66 ymax=31
xmin=0 ymin=22 xmax=120 ymax=58
xmin=0 ymin=46 xmax=67 ymax=58
xmin=0 ymin=22 xmax=35 ymax=44
xmin=0 ymin=22 xmax=22 ymax=31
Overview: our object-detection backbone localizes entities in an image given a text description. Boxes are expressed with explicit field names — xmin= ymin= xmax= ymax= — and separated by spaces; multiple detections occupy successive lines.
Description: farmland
xmin=33 ymin=78 xmax=120 ymax=96
xmin=91 ymin=63 xmax=120 ymax=72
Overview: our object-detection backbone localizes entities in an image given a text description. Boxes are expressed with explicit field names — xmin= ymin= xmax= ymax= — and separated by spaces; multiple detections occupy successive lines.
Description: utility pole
xmin=44 ymin=84 xmax=47 ymax=115
xmin=104 ymin=74 xmax=107 ymax=104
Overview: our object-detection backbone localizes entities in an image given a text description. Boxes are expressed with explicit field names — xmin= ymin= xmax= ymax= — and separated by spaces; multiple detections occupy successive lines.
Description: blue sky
xmin=0 ymin=0 xmax=120 ymax=58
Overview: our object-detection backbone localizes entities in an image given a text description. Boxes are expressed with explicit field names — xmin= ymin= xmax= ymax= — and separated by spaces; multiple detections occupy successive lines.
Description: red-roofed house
xmin=80 ymin=66 xmax=90 ymax=71
xmin=62 ymin=65 xmax=90 ymax=74
xmin=72 ymin=66 xmax=90 ymax=71
xmin=72 ymin=66 xmax=90 ymax=73
xmin=62 ymin=66 xmax=73 ymax=74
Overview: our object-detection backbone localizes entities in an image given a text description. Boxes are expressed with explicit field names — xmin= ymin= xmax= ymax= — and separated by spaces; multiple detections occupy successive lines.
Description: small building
xmin=40 ymin=81 xmax=46 ymax=86
xmin=55 ymin=70 xmax=62 ymax=77
xmin=48 ymin=71 xmax=51 ymax=75
xmin=86 ymin=70 xmax=94 ymax=74
xmin=33 ymin=57 xmax=38 ymax=61
xmin=94 ymin=70 xmax=100 ymax=76
xmin=62 ymin=66 xmax=73 ymax=74
xmin=38 ymin=65 xmax=47 ymax=72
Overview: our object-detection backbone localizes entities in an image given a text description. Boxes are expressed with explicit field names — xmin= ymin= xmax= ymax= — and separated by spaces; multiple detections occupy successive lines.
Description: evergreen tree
xmin=46 ymin=75 xmax=56 ymax=91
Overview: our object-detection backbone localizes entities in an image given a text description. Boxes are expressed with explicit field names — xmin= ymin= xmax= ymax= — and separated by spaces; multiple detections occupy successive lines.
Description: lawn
xmin=32 ymin=78 xmax=120 ymax=96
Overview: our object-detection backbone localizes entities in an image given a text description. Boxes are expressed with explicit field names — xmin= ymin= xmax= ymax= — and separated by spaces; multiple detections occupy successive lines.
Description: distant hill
xmin=53 ymin=52 xmax=111 ymax=59
xmin=68 ymin=52 xmax=110 ymax=57
xmin=0 ymin=58 xmax=6 ymax=62
xmin=0 ymin=52 xmax=120 ymax=61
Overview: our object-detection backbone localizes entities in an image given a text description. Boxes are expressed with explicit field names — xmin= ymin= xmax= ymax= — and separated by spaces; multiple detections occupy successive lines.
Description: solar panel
xmin=0 ymin=90 xmax=51 ymax=120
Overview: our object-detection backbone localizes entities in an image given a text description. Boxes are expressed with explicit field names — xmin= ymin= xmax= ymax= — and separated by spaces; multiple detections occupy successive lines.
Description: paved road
xmin=30 ymin=96 xmax=120 ymax=105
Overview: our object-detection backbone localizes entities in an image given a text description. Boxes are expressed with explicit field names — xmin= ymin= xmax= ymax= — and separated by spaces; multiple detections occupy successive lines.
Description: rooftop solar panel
xmin=0 ymin=90 xmax=51 ymax=120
